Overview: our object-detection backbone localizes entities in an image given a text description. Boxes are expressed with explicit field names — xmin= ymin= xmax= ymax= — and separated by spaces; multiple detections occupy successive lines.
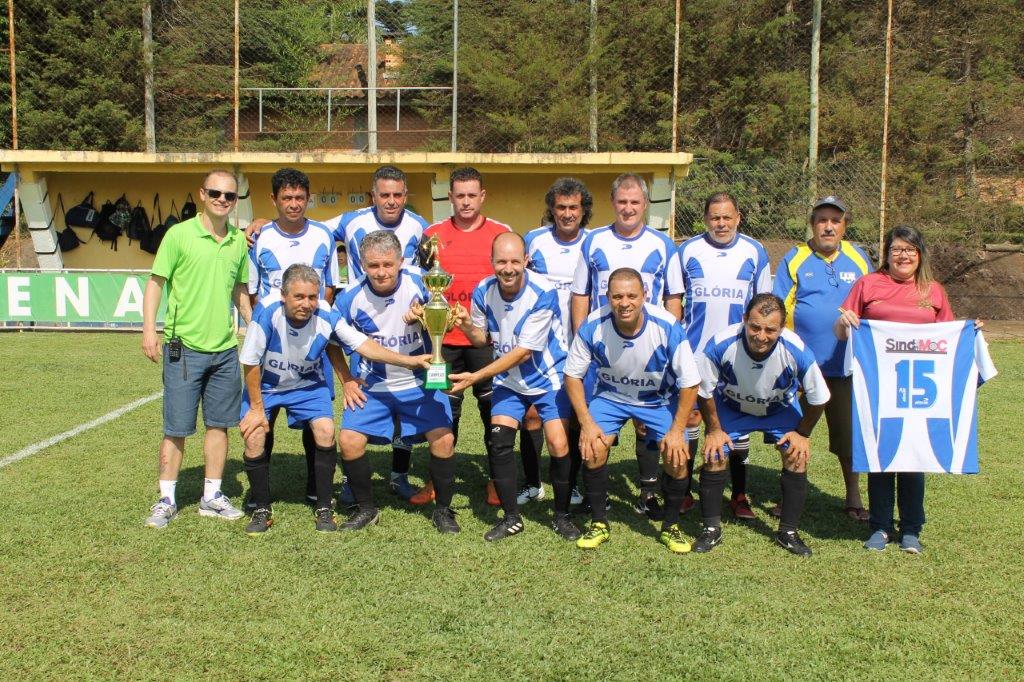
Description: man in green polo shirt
xmin=141 ymin=169 xmax=253 ymax=529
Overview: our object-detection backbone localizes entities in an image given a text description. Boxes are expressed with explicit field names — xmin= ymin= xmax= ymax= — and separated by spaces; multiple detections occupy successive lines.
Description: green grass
xmin=1 ymin=331 xmax=1023 ymax=679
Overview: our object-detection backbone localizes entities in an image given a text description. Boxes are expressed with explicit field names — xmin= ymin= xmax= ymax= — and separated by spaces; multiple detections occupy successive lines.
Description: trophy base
xmin=424 ymin=362 xmax=451 ymax=390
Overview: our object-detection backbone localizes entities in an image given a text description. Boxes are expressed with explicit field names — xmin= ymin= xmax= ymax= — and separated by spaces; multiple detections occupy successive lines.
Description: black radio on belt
xmin=168 ymin=337 xmax=182 ymax=362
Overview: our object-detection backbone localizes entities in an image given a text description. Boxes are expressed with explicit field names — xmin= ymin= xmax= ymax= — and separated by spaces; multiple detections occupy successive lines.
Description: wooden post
xmin=233 ymin=0 xmax=240 ymax=152
xmin=143 ymin=1 xmax=156 ymax=152
xmin=671 ymin=0 xmax=681 ymax=154
xmin=878 ymin=0 xmax=894 ymax=264
xmin=367 ymin=0 xmax=377 ymax=153
xmin=808 ymin=0 xmax=821 ymax=205
xmin=588 ymin=0 xmax=598 ymax=152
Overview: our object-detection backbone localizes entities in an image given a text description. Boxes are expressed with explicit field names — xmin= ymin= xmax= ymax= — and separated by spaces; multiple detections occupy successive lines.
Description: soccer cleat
xmin=339 ymin=507 xmax=380 ymax=531
xmin=864 ymin=529 xmax=890 ymax=551
xmin=431 ymin=507 xmax=461 ymax=534
xmin=730 ymin=494 xmax=756 ymax=520
xmin=551 ymin=513 xmax=582 ymax=541
xmin=389 ymin=473 xmax=418 ymax=500
xmin=409 ymin=480 xmax=436 ymax=506
xmin=659 ymin=524 xmax=692 ymax=554
xmin=775 ymin=530 xmax=812 ymax=557
xmin=314 ymin=506 xmax=337 ymax=532
xmin=144 ymin=497 xmax=177 ymax=529
xmin=576 ymin=521 xmax=610 ymax=549
xmin=245 ymin=508 xmax=273 ymax=535
xmin=485 ymin=480 xmax=501 ymax=507
xmin=633 ymin=493 xmax=664 ymax=521
xmin=693 ymin=526 xmax=723 ymax=553
xmin=570 ymin=487 xmax=585 ymax=506
xmin=680 ymin=493 xmax=697 ymax=514
xmin=899 ymin=534 xmax=922 ymax=554
xmin=516 ymin=485 xmax=546 ymax=505
xmin=198 ymin=491 xmax=244 ymax=521
xmin=484 ymin=514 xmax=525 ymax=542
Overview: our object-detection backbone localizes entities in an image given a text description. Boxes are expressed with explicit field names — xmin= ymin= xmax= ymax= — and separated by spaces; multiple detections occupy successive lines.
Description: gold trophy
xmin=419 ymin=235 xmax=464 ymax=390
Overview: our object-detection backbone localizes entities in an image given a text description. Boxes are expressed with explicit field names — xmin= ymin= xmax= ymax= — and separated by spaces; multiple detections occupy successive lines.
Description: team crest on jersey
xmin=840 ymin=271 xmax=856 ymax=283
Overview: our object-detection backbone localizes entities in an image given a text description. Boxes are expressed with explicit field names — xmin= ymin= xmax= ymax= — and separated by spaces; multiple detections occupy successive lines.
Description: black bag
xmin=141 ymin=195 xmax=169 ymax=255
xmin=65 ymin=191 xmax=101 ymax=230
xmin=54 ymin=195 xmax=87 ymax=252
xmin=94 ymin=197 xmax=122 ymax=250
xmin=180 ymin=192 xmax=197 ymax=221
xmin=127 ymin=200 xmax=150 ymax=244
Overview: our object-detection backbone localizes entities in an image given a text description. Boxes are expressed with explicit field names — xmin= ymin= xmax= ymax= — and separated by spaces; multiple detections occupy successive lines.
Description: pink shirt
xmin=841 ymin=271 xmax=954 ymax=324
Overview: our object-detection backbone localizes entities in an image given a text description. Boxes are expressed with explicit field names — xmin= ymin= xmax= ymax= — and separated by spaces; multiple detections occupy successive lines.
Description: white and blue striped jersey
xmin=470 ymin=272 xmax=567 ymax=395
xmin=697 ymin=323 xmax=829 ymax=417
xmin=565 ymin=303 xmax=701 ymax=407
xmin=668 ymin=232 xmax=772 ymax=356
xmin=333 ymin=268 xmax=430 ymax=393
xmin=525 ymin=225 xmax=586 ymax=345
xmin=845 ymin=319 xmax=996 ymax=474
xmin=240 ymin=300 xmax=364 ymax=394
xmin=248 ymin=220 xmax=339 ymax=304
xmin=324 ymin=206 xmax=428 ymax=284
xmin=570 ymin=225 xmax=680 ymax=310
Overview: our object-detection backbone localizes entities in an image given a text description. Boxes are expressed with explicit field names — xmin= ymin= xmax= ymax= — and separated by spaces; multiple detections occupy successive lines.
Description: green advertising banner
xmin=0 ymin=271 xmax=167 ymax=326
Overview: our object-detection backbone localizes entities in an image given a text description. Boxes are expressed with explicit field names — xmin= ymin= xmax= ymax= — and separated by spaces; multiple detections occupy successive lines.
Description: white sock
xmin=159 ymin=480 xmax=177 ymax=506
xmin=203 ymin=478 xmax=222 ymax=500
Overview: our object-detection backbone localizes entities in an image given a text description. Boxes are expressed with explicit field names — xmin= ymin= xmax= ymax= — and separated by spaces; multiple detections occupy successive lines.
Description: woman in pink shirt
xmin=834 ymin=225 xmax=952 ymax=554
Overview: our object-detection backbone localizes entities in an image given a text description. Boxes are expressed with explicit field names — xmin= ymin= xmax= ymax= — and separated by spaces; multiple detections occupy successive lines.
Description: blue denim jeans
xmin=868 ymin=471 xmax=926 ymax=536
xmin=162 ymin=344 xmax=241 ymax=437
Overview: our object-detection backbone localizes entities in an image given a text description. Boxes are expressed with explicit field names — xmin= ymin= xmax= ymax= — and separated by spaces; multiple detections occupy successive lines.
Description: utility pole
xmin=143 ymin=1 xmax=156 ymax=153
xmin=451 ymin=0 xmax=459 ymax=152
xmin=588 ymin=0 xmax=598 ymax=152
xmin=233 ymin=0 xmax=240 ymax=152
xmin=367 ymin=0 xmax=378 ymax=154
xmin=879 ymin=0 xmax=894 ymax=263
xmin=808 ymin=0 xmax=821 ymax=206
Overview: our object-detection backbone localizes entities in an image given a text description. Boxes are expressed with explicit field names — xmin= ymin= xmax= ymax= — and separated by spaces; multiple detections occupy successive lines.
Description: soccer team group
xmin=140 ymin=163 xmax=956 ymax=557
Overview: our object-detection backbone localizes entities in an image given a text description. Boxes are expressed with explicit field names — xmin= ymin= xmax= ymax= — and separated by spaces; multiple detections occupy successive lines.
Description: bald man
xmin=448 ymin=232 xmax=579 ymax=542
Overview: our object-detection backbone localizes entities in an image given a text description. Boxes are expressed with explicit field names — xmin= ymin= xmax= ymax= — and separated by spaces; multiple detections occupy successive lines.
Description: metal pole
xmin=7 ymin=0 xmax=19 ymax=268
xmin=878 ymin=0 xmax=894 ymax=264
xmin=326 ymin=89 xmax=332 ymax=131
xmin=588 ymin=0 xmax=598 ymax=152
xmin=233 ymin=0 xmax=240 ymax=152
xmin=142 ymin=1 xmax=156 ymax=153
xmin=671 ymin=0 xmax=681 ymax=153
xmin=450 ymin=0 xmax=458 ymax=152
xmin=367 ymin=0 xmax=377 ymax=153
xmin=396 ymin=88 xmax=401 ymax=131
xmin=808 ymin=0 xmax=821 ymax=204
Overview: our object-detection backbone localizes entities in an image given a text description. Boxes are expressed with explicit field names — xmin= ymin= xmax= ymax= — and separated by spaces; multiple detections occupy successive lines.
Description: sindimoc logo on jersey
xmin=884 ymin=337 xmax=948 ymax=354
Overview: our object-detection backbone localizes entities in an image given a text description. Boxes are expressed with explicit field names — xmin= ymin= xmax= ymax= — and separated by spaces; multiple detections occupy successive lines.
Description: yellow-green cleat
xmin=576 ymin=521 xmax=610 ymax=549
xmin=658 ymin=524 xmax=692 ymax=554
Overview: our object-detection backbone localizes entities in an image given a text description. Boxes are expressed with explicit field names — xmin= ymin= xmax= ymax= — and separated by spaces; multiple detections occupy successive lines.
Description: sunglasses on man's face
xmin=203 ymin=188 xmax=238 ymax=202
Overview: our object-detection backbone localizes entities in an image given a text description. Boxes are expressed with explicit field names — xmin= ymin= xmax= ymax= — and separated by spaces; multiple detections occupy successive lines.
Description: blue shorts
xmin=715 ymin=399 xmax=802 ymax=453
xmin=242 ymin=384 xmax=335 ymax=429
xmin=589 ymin=395 xmax=676 ymax=447
xmin=163 ymin=345 xmax=242 ymax=437
xmin=341 ymin=386 xmax=452 ymax=445
xmin=491 ymin=385 xmax=571 ymax=423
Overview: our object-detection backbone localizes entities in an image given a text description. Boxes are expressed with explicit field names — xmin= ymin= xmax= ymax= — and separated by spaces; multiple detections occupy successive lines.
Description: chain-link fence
xmin=1 ymin=1 xmax=1023 ymax=249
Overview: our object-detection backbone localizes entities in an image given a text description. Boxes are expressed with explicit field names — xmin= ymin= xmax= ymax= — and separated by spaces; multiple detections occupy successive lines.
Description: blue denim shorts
xmin=162 ymin=344 xmax=242 ymax=437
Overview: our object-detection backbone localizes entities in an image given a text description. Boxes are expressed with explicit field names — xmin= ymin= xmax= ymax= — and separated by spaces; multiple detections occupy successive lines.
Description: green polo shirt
xmin=151 ymin=215 xmax=248 ymax=352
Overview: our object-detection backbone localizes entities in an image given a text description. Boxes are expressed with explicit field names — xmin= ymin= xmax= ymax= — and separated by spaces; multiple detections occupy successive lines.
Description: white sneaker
xmin=516 ymin=485 xmax=546 ymax=505
xmin=198 ymin=491 xmax=244 ymax=520
xmin=570 ymin=487 xmax=584 ymax=506
xmin=145 ymin=497 xmax=177 ymax=529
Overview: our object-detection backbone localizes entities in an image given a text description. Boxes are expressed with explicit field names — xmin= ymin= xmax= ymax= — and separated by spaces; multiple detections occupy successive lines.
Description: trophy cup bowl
xmin=421 ymin=237 xmax=456 ymax=390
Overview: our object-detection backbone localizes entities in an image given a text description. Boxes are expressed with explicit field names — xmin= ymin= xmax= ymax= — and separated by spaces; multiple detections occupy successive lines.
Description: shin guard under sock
xmin=429 ymin=455 xmax=457 ymax=508
xmin=730 ymin=439 xmax=749 ymax=497
xmin=779 ymin=468 xmax=808 ymax=532
xmin=549 ymin=455 xmax=572 ymax=514
xmin=341 ymin=455 xmax=374 ymax=510
xmin=582 ymin=464 xmax=609 ymax=523
xmin=244 ymin=453 xmax=271 ymax=508
xmin=488 ymin=424 xmax=519 ymax=515
xmin=302 ymin=425 xmax=316 ymax=495
xmin=520 ymin=427 xmax=543 ymax=488
xmin=391 ymin=443 xmax=412 ymax=476
xmin=700 ymin=467 xmax=728 ymax=528
xmin=635 ymin=441 xmax=660 ymax=497
xmin=661 ymin=472 xmax=688 ymax=530
xmin=313 ymin=444 xmax=337 ymax=509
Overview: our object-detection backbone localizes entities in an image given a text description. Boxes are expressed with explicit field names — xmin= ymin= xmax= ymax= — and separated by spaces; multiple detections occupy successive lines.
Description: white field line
xmin=0 ymin=391 xmax=162 ymax=470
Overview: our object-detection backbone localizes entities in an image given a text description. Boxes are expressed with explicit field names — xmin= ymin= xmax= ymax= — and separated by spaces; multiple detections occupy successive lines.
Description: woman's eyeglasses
xmin=889 ymin=247 xmax=918 ymax=256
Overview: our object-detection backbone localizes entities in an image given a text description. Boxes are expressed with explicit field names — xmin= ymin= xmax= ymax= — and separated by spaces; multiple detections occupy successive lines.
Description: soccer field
xmin=1 ymin=332 xmax=1022 ymax=679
